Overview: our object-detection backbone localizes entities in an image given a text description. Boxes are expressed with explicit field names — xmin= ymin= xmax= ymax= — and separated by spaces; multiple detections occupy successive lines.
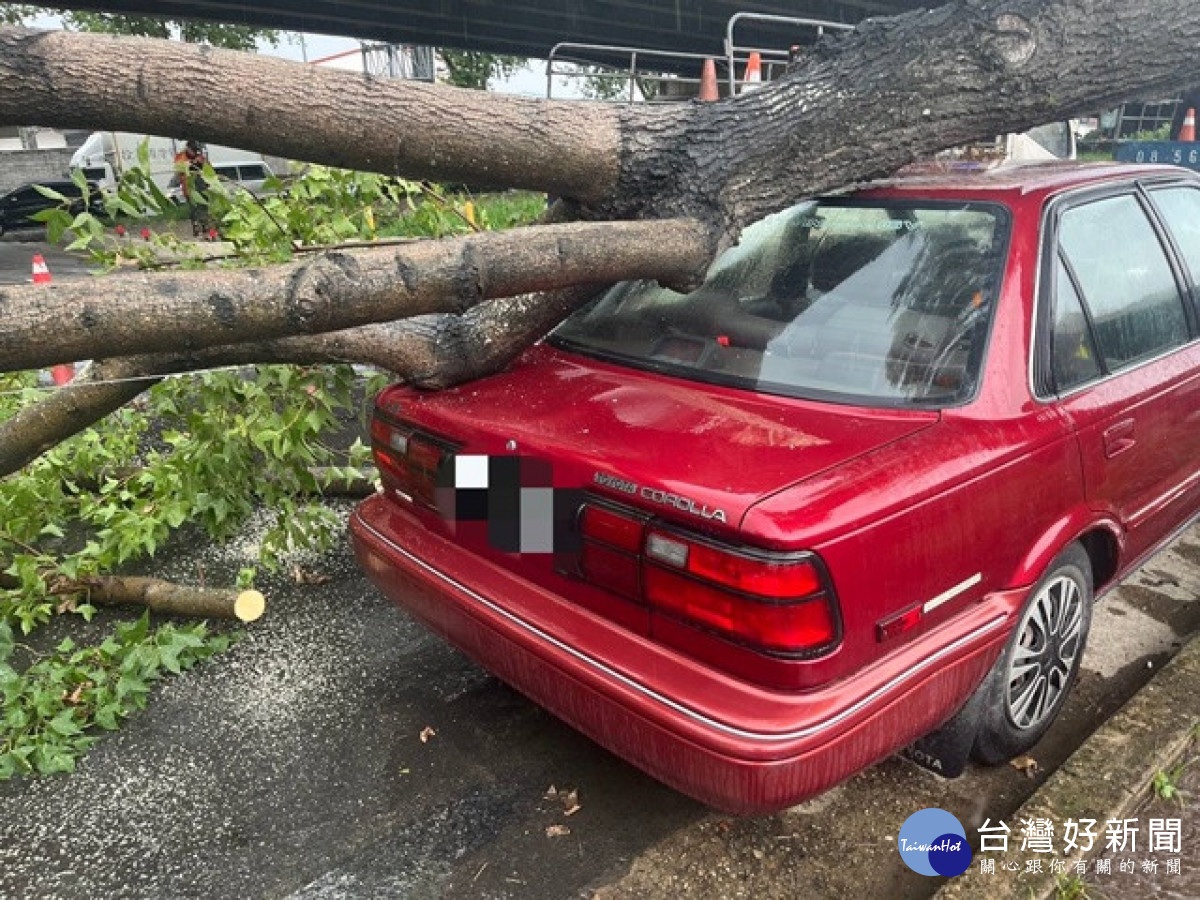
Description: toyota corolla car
xmin=351 ymin=163 xmax=1200 ymax=813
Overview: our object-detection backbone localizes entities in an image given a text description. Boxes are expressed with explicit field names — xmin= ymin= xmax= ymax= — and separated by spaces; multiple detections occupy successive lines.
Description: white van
xmin=69 ymin=132 xmax=275 ymax=195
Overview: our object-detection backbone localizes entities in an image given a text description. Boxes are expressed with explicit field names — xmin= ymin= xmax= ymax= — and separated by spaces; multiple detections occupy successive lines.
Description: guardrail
xmin=723 ymin=13 xmax=853 ymax=94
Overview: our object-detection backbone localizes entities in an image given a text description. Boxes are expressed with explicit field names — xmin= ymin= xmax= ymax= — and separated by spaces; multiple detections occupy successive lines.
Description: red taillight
xmin=646 ymin=528 xmax=822 ymax=597
xmin=644 ymin=567 xmax=837 ymax=653
xmin=577 ymin=500 xmax=839 ymax=658
xmin=581 ymin=504 xmax=643 ymax=552
xmin=370 ymin=416 xmax=449 ymax=508
xmin=579 ymin=503 xmax=645 ymax=599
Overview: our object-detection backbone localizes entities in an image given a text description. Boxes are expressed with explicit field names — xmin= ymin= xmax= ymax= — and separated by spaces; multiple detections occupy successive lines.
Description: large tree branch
xmin=0 ymin=286 xmax=603 ymax=477
xmin=0 ymin=219 xmax=709 ymax=373
xmin=0 ymin=27 xmax=621 ymax=201
xmin=12 ymin=2 xmax=1200 ymax=234
xmin=615 ymin=0 xmax=1200 ymax=229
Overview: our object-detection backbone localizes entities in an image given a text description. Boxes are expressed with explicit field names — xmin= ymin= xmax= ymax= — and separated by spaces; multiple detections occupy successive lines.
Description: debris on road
xmin=1010 ymin=754 xmax=1040 ymax=778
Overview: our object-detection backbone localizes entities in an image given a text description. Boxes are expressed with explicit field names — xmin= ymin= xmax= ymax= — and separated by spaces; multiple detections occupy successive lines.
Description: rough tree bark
xmin=0 ymin=286 xmax=601 ymax=475
xmin=0 ymin=220 xmax=708 ymax=372
xmin=5 ymin=0 xmax=1200 ymax=231
xmin=3 ymin=0 xmax=1200 ymax=470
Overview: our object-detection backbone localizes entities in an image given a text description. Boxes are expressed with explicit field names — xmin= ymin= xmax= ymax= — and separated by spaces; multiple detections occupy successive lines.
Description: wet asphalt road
xmin=0 ymin=233 xmax=92 ymax=283
xmin=0 ymin=508 xmax=703 ymax=899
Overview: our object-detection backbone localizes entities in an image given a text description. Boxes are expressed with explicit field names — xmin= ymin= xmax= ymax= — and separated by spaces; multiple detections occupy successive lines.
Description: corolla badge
xmin=592 ymin=472 xmax=728 ymax=524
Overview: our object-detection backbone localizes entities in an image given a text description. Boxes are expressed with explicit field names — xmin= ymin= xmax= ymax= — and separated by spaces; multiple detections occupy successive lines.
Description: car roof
xmin=851 ymin=161 xmax=1196 ymax=202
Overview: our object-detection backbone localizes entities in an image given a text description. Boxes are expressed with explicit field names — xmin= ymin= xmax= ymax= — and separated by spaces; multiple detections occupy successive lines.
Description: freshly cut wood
xmin=0 ymin=565 xmax=265 ymax=622
xmin=75 ymin=575 xmax=266 ymax=622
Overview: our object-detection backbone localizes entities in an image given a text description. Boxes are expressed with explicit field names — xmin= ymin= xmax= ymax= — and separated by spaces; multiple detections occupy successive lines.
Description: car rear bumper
xmin=350 ymin=493 xmax=1022 ymax=814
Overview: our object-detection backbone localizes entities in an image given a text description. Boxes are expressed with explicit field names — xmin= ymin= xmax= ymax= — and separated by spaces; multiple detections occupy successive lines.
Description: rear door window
xmin=1148 ymin=185 xmax=1200 ymax=296
xmin=1057 ymin=194 xmax=1189 ymax=371
xmin=1050 ymin=256 xmax=1102 ymax=391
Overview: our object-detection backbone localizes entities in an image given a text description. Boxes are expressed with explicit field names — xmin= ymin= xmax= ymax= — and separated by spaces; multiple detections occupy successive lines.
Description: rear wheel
xmin=972 ymin=543 xmax=1093 ymax=764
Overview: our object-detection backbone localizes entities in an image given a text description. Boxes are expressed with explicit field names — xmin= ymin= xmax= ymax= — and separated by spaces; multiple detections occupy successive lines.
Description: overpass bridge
xmin=38 ymin=2 xmax=925 ymax=65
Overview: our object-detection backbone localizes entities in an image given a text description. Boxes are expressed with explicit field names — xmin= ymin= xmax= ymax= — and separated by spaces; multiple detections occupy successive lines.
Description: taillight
xmin=370 ymin=416 xmax=450 ymax=508
xmin=578 ymin=500 xmax=840 ymax=660
xmin=579 ymin=503 xmax=646 ymax=599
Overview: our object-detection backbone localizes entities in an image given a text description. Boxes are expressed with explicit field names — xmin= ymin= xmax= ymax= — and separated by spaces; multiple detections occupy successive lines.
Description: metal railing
xmin=546 ymin=42 xmax=731 ymax=102
xmin=545 ymin=12 xmax=857 ymax=102
xmin=723 ymin=13 xmax=853 ymax=94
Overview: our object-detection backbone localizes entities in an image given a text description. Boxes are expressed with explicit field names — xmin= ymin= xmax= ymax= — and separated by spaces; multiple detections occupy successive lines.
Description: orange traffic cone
xmin=31 ymin=253 xmax=51 ymax=284
xmin=698 ymin=58 xmax=718 ymax=102
xmin=741 ymin=52 xmax=762 ymax=92
xmin=1181 ymin=107 xmax=1197 ymax=142
xmin=32 ymin=255 xmax=74 ymax=385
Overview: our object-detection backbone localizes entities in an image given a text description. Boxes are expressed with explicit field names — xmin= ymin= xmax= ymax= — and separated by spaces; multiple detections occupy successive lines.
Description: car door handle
xmin=1103 ymin=419 xmax=1136 ymax=458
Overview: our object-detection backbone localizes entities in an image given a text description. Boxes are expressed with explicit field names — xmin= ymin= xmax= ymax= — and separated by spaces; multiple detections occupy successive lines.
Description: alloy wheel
xmin=1005 ymin=574 xmax=1085 ymax=730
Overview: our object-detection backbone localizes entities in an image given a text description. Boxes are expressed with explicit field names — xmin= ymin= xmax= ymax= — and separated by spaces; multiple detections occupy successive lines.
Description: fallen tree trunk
xmin=0 ymin=568 xmax=265 ymax=621
xmin=0 ymin=27 xmax=622 ymax=202
xmin=0 ymin=220 xmax=709 ymax=373
xmin=10 ymin=2 xmax=1200 ymax=233
xmin=0 ymin=286 xmax=603 ymax=477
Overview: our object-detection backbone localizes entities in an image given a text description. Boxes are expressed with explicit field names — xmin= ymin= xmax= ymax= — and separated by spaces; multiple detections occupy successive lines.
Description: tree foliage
xmin=440 ymin=49 xmax=525 ymax=90
xmin=0 ymin=6 xmax=278 ymax=48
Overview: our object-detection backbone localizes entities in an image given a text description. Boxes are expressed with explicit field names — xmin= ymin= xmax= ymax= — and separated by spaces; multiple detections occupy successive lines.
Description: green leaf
xmin=48 ymin=709 xmax=82 ymax=736
xmin=94 ymin=704 xmax=121 ymax=731
xmin=32 ymin=184 xmax=67 ymax=202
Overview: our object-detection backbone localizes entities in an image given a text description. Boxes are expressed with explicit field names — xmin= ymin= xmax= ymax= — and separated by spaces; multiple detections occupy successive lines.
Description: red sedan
xmin=351 ymin=163 xmax=1200 ymax=813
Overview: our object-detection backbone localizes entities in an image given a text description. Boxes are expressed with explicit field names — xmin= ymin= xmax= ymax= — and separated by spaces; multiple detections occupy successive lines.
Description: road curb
xmin=935 ymin=630 xmax=1200 ymax=899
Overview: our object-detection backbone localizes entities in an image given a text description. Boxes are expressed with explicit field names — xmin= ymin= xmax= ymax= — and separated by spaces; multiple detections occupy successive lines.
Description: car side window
xmin=1058 ymin=194 xmax=1189 ymax=371
xmin=1051 ymin=256 xmax=1102 ymax=391
xmin=1149 ymin=186 xmax=1200 ymax=296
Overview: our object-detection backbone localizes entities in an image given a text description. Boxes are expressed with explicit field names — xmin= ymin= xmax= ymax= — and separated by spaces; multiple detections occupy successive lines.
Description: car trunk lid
xmin=375 ymin=345 xmax=938 ymax=537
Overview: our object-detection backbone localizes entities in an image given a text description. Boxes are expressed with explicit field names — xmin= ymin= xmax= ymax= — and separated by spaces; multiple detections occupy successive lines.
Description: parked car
xmin=0 ymin=180 xmax=104 ymax=236
xmin=351 ymin=162 xmax=1200 ymax=813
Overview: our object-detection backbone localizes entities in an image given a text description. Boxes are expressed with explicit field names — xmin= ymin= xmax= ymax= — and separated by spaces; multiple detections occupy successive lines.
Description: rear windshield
xmin=552 ymin=199 xmax=1010 ymax=406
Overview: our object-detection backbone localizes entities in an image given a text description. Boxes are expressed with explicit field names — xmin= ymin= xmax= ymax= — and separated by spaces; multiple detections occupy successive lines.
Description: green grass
xmin=1055 ymin=874 xmax=1090 ymax=900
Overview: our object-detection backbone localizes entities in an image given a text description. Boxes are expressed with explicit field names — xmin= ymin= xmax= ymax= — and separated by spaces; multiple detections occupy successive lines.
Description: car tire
xmin=971 ymin=543 xmax=1093 ymax=765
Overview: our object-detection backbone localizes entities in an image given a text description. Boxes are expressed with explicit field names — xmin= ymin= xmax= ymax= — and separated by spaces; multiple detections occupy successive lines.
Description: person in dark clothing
xmin=173 ymin=140 xmax=212 ymax=236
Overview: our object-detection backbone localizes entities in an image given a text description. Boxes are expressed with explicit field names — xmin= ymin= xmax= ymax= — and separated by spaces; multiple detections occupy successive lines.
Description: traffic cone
xmin=698 ymin=58 xmax=718 ymax=102
xmin=1181 ymin=107 xmax=1196 ymax=142
xmin=31 ymin=253 xmax=51 ymax=284
xmin=31 ymin=256 xmax=74 ymax=384
xmin=741 ymin=52 xmax=762 ymax=93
